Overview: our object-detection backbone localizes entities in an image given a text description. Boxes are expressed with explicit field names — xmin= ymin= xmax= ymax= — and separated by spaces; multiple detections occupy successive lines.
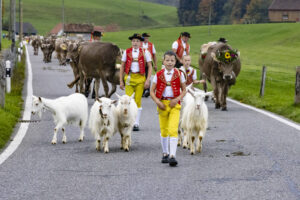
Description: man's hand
xmin=154 ymin=65 xmax=158 ymax=72
xmin=120 ymin=82 xmax=125 ymax=90
xmin=157 ymin=101 xmax=166 ymax=110
xmin=144 ymin=79 xmax=150 ymax=89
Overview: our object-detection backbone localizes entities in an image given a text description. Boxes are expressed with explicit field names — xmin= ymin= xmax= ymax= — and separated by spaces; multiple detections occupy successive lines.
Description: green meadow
xmin=3 ymin=0 xmax=178 ymax=35
xmin=103 ymin=23 xmax=300 ymax=123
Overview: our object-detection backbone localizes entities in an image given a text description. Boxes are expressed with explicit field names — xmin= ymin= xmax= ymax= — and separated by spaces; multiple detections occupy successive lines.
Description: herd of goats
xmin=28 ymin=35 xmax=241 ymax=154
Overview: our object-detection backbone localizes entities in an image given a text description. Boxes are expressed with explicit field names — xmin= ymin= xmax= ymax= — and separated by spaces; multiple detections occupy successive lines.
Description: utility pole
xmin=62 ymin=0 xmax=64 ymax=35
xmin=19 ymin=0 xmax=22 ymax=41
xmin=208 ymin=0 xmax=212 ymax=36
xmin=11 ymin=0 xmax=15 ymax=53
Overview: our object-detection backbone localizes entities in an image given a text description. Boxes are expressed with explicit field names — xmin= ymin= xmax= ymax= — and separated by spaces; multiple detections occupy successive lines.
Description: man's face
xmin=163 ymin=55 xmax=176 ymax=70
xmin=131 ymin=39 xmax=141 ymax=49
xmin=143 ymin=37 xmax=149 ymax=43
xmin=183 ymin=56 xmax=191 ymax=67
xmin=182 ymin=36 xmax=189 ymax=43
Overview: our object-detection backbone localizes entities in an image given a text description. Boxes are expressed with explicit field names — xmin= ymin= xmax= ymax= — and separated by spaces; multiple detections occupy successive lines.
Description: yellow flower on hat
xmin=225 ymin=52 xmax=231 ymax=59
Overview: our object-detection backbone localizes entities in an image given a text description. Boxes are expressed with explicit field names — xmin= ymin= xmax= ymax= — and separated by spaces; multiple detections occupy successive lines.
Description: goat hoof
xmin=124 ymin=148 xmax=129 ymax=152
xmin=190 ymin=152 xmax=195 ymax=155
xmin=183 ymin=146 xmax=187 ymax=149
xmin=51 ymin=141 xmax=56 ymax=145
xmin=62 ymin=141 xmax=66 ymax=144
xmin=104 ymin=150 xmax=109 ymax=153
xmin=78 ymin=139 xmax=83 ymax=142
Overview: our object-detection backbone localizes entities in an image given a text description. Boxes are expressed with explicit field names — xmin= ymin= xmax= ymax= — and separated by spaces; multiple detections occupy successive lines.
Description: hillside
xmin=103 ymin=23 xmax=300 ymax=122
xmin=3 ymin=0 xmax=179 ymax=35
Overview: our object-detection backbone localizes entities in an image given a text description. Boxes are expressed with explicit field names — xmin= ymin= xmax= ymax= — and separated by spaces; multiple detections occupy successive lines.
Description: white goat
xmin=181 ymin=86 xmax=212 ymax=154
xmin=89 ymin=97 xmax=118 ymax=153
xmin=32 ymin=93 xmax=88 ymax=144
xmin=116 ymin=94 xmax=137 ymax=151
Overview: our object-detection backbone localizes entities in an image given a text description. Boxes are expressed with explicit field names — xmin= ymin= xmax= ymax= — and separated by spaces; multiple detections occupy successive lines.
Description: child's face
xmin=163 ymin=55 xmax=176 ymax=70
xmin=131 ymin=39 xmax=141 ymax=49
xmin=183 ymin=56 xmax=191 ymax=68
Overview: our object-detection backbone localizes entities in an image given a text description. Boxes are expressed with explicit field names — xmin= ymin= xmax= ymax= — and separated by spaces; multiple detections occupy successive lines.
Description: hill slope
xmin=3 ymin=0 xmax=179 ymax=34
xmin=103 ymin=23 xmax=300 ymax=122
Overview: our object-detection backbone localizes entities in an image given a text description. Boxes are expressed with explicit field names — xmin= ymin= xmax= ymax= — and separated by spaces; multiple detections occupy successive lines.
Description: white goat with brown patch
xmin=181 ymin=86 xmax=211 ymax=154
xmin=116 ymin=94 xmax=137 ymax=151
xmin=89 ymin=97 xmax=118 ymax=153
xmin=31 ymin=93 xmax=88 ymax=144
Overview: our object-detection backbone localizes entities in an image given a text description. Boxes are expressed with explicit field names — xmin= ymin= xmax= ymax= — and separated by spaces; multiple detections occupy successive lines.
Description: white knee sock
xmin=169 ymin=137 xmax=178 ymax=158
xmin=160 ymin=136 xmax=169 ymax=154
xmin=135 ymin=107 xmax=142 ymax=126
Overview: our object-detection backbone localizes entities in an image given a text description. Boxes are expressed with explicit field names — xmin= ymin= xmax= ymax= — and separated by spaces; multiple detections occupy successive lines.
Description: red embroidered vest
xmin=140 ymin=42 xmax=153 ymax=58
xmin=186 ymin=68 xmax=194 ymax=85
xmin=155 ymin=68 xmax=181 ymax=99
xmin=124 ymin=47 xmax=145 ymax=75
xmin=176 ymin=38 xmax=190 ymax=59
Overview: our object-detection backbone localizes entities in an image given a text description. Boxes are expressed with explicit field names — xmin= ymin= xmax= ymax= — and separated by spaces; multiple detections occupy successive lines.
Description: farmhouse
xmin=269 ymin=0 xmax=300 ymax=22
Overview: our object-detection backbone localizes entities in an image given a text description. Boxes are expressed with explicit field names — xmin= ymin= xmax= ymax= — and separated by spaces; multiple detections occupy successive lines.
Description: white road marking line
xmin=0 ymin=45 xmax=33 ymax=166
xmin=227 ymin=98 xmax=300 ymax=131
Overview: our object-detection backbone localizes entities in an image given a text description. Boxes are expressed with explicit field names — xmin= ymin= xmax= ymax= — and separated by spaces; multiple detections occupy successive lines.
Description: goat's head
xmin=116 ymin=93 xmax=135 ymax=116
xmin=188 ymin=88 xmax=212 ymax=110
xmin=97 ymin=97 xmax=117 ymax=126
xmin=32 ymin=95 xmax=44 ymax=118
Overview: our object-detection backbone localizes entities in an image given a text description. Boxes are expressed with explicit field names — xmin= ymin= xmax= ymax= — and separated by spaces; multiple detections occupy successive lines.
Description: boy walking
xmin=150 ymin=51 xmax=186 ymax=167
xmin=172 ymin=32 xmax=191 ymax=68
xmin=120 ymin=33 xmax=152 ymax=131
xmin=180 ymin=55 xmax=205 ymax=85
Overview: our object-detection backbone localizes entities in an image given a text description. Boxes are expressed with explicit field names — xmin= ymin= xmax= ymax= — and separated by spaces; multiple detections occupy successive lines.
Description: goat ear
xmin=111 ymin=100 xmax=117 ymax=105
xmin=96 ymin=98 xmax=102 ymax=103
xmin=38 ymin=97 xmax=42 ymax=102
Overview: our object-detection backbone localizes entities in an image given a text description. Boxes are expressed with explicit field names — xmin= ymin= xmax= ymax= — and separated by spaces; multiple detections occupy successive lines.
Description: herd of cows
xmin=28 ymin=35 xmax=241 ymax=153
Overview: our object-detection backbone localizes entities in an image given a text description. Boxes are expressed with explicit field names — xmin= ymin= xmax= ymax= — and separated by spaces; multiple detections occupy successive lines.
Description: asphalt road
xmin=0 ymin=45 xmax=300 ymax=200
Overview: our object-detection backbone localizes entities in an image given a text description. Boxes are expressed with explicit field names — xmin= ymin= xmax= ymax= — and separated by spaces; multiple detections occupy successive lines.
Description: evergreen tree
xmin=244 ymin=0 xmax=272 ymax=23
xmin=178 ymin=0 xmax=201 ymax=25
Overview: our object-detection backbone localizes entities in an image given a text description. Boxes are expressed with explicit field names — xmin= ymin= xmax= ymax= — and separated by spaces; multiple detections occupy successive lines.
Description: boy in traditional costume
xmin=150 ymin=51 xmax=186 ymax=167
xmin=120 ymin=33 xmax=152 ymax=131
xmin=172 ymin=32 xmax=191 ymax=68
xmin=180 ymin=55 xmax=205 ymax=85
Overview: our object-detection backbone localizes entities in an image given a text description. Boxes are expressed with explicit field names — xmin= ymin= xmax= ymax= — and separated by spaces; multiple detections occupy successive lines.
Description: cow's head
xmin=97 ymin=98 xmax=117 ymax=126
xmin=211 ymin=51 xmax=240 ymax=81
xmin=66 ymin=42 xmax=81 ymax=63
xmin=116 ymin=93 xmax=135 ymax=116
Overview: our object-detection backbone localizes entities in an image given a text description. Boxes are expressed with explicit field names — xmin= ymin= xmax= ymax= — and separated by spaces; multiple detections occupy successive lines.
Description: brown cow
xmin=31 ymin=36 xmax=41 ymax=55
xmin=55 ymin=38 xmax=69 ymax=66
xmin=199 ymin=42 xmax=241 ymax=111
xmin=40 ymin=37 xmax=55 ymax=63
xmin=69 ymin=42 xmax=122 ymax=99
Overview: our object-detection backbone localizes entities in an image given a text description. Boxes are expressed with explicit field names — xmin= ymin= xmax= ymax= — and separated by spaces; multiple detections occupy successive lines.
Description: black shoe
xmin=169 ymin=156 xmax=178 ymax=167
xmin=144 ymin=90 xmax=150 ymax=98
xmin=161 ymin=154 xmax=169 ymax=163
xmin=133 ymin=124 xmax=139 ymax=131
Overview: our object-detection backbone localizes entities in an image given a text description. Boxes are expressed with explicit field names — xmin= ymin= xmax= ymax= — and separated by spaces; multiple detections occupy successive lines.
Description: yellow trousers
xmin=157 ymin=100 xmax=181 ymax=138
xmin=124 ymin=73 xmax=145 ymax=108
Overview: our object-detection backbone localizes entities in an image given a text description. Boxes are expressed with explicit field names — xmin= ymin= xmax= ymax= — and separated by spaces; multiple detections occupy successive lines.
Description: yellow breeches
xmin=157 ymin=100 xmax=181 ymax=138
xmin=124 ymin=73 xmax=145 ymax=108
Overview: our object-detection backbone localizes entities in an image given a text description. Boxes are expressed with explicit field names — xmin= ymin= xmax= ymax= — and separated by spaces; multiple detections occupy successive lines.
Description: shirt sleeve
xmin=152 ymin=44 xmax=156 ymax=54
xmin=180 ymin=72 xmax=186 ymax=83
xmin=193 ymin=69 xmax=197 ymax=80
xmin=172 ymin=41 xmax=178 ymax=50
xmin=121 ymin=51 xmax=127 ymax=62
xmin=145 ymin=50 xmax=152 ymax=62
xmin=152 ymin=74 xmax=157 ymax=83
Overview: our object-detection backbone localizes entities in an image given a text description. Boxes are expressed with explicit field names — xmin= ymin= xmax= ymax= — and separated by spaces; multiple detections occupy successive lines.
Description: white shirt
xmin=121 ymin=48 xmax=152 ymax=73
xmin=153 ymin=68 xmax=186 ymax=97
xmin=142 ymin=42 xmax=156 ymax=54
xmin=172 ymin=40 xmax=190 ymax=57
xmin=180 ymin=66 xmax=197 ymax=81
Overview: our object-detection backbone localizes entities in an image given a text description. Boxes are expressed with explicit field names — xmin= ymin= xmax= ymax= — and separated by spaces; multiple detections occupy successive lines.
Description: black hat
xmin=181 ymin=32 xmax=191 ymax=38
xmin=128 ymin=33 xmax=144 ymax=41
xmin=142 ymin=33 xmax=150 ymax=37
xmin=92 ymin=31 xmax=103 ymax=37
xmin=218 ymin=37 xmax=227 ymax=43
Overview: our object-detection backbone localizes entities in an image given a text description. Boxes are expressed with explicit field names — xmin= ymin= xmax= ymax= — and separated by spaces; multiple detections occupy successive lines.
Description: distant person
xmin=172 ymin=32 xmax=191 ymax=68
xmin=140 ymin=32 xmax=158 ymax=98
xmin=90 ymin=31 xmax=103 ymax=42
xmin=180 ymin=55 xmax=205 ymax=86
xmin=150 ymin=50 xmax=186 ymax=167
xmin=119 ymin=33 xmax=152 ymax=131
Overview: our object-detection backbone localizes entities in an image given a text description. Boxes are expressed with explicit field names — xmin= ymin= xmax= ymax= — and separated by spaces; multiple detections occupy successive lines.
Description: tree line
xmin=178 ymin=0 xmax=273 ymax=26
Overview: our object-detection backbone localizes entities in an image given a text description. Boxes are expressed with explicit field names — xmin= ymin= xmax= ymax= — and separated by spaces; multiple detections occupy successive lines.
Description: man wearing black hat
xmin=172 ymin=32 xmax=191 ymax=68
xmin=120 ymin=33 xmax=153 ymax=131
xmin=90 ymin=31 xmax=103 ymax=42
xmin=140 ymin=32 xmax=157 ymax=97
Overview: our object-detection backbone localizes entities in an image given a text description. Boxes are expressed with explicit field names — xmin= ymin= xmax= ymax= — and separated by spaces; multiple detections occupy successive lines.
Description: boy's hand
xmin=157 ymin=101 xmax=166 ymax=110
xmin=120 ymin=82 xmax=125 ymax=90
xmin=144 ymin=79 xmax=150 ymax=89
xmin=169 ymin=98 xmax=179 ymax=108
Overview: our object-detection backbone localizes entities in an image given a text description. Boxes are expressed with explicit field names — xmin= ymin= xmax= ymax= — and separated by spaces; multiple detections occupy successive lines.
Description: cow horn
xmin=211 ymin=52 xmax=219 ymax=63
